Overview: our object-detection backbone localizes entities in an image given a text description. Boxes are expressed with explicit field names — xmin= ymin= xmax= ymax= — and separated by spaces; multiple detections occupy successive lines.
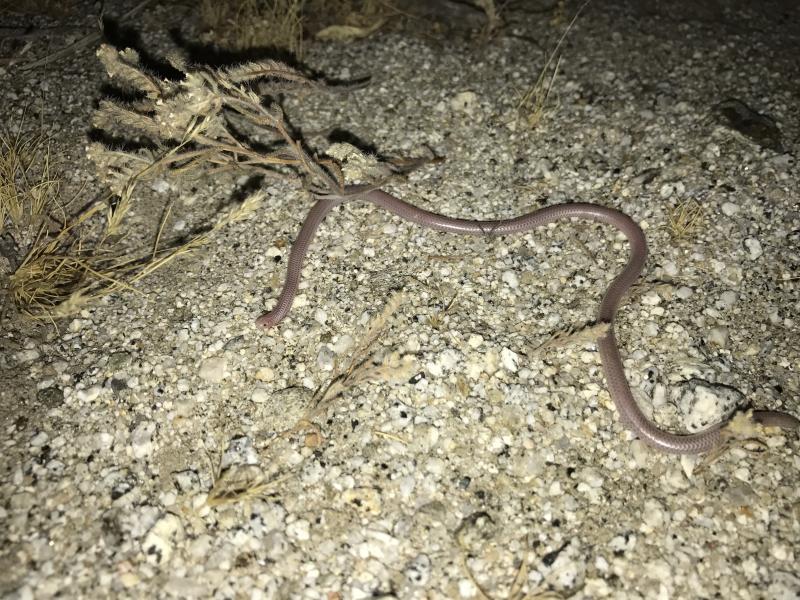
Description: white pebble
xmin=642 ymin=498 xmax=665 ymax=529
xmin=641 ymin=291 xmax=662 ymax=306
xmin=317 ymin=346 xmax=336 ymax=371
xmin=131 ymin=421 xmax=156 ymax=459
xmin=652 ymin=382 xmax=667 ymax=407
xmin=580 ymin=467 xmax=604 ymax=488
xmin=286 ymin=518 xmax=310 ymax=541
xmin=721 ymin=202 xmax=739 ymax=216
xmin=707 ymin=326 xmax=729 ymax=347
xmin=30 ymin=431 xmax=49 ymax=447
xmin=439 ymin=349 xmax=460 ymax=371
xmin=717 ymin=290 xmax=739 ymax=308
xmin=467 ymin=334 xmax=484 ymax=349
xmin=771 ymin=543 xmax=792 ymax=561
xmin=76 ymin=386 xmax=102 ymax=402
xmin=405 ymin=335 xmax=421 ymax=353
xmin=425 ymin=457 xmax=446 ymax=475
xmin=427 ymin=361 xmax=443 ymax=378
xmin=255 ymin=367 xmax=274 ymax=382
xmin=661 ymin=260 xmax=679 ymax=277
xmin=15 ymin=349 xmax=40 ymax=362
xmin=744 ymin=238 xmax=763 ymax=260
xmin=501 ymin=347 xmax=519 ymax=373
xmin=199 ymin=357 xmax=227 ymax=383
xmin=150 ymin=178 xmax=171 ymax=193
xmin=678 ymin=380 xmax=741 ymax=432
xmin=142 ymin=513 xmax=184 ymax=565
xmin=333 ymin=334 xmax=354 ymax=354
xmin=458 ymin=579 xmax=477 ymax=598
xmin=501 ymin=271 xmax=519 ymax=288
xmin=630 ymin=439 xmax=650 ymax=467
xmin=450 ymin=90 xmax=478 ymax=115
xmin=405 ymin=554 xmax=431 ymax=586
xmin=96 ymin=432 xmax=114 ymax=450
xmin=251 ymin=387 xmax=269 ymax=403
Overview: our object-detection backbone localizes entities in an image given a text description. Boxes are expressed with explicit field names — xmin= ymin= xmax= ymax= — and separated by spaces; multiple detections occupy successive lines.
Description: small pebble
xmin=707 ymin=326 xmax=729 ymax=347
xmin=721 ymin=202 xmax=739 ymax=216
xmin=501 ymin=347 xmax=519 ymax=373
xmin=142 ymin=513 xmax=184 ymax=565
xmin=744 ymin=238 xmax=763 ymax=260
xmin=251 ymin=387 xmax=269 ymax=403
xmin=131 ymin=421 xmax=156 ymax=459
xmin=450 ymin=90 xmax=478 ymax=115
xmin=501 ymin=270 xmax=519 ymax=288
xmin=317 ymin=345 xmax=336 ymax=371
xmin=199 ymin=357 xmax=227 ymax=383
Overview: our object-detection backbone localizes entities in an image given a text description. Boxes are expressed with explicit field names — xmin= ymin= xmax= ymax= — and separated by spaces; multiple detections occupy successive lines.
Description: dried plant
xmin=205 ymin=462 xmax=294 ymax=506
xmin=310 ymin=292 xmax=417 ymax=414
xmin=200 ymin=0 xmax=306 ymax=57
xmin=0 ymin=121 xmax=110 ymax=319
xmin=7 ymin=181 xmax=264 ymax=320
xmin=516 ymin=0 xmax=590 ymax=129
xmin=698 ymin=410 xmax=784 ymax=468
xmin=306 ymin=0 xmax=391 ymax=39
xmin=528 ymin=321 xmax=610 ymax=356
xmin=666 ymin=198 xmax=705 ymax=240
xmin=90 ymin=44 xmax=343 ymax=198
xmin=1 ymin=88 xmax=278 ymax=320
xmin=0 ymin=126 xmax=69 ymax=264
xmin=470 ymin=0 xmax=501 ymax=38
xmin=19 ymin=43 xmax=354 ymax=320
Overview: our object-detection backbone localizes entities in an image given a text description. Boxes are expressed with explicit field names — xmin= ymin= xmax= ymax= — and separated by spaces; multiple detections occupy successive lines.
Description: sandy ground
xmin=1 ymin=0 xmax=798 ymax=598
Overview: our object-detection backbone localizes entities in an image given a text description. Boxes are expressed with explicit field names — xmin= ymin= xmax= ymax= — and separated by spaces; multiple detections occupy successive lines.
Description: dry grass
xmin=206 ymin=462 xmax=292 ymax=507
xmin=4 ymin=42 xmax=379 ymax=321
xmin=666 ymin=198 xmax=705 ymax=240
xmin=306 ymin=0 xmax=390 ymax=34
xmin=3 ymin=148 xmax=265 ymax=320
xmin=310 ymin=292 xmax=416 ymax=415
xmin=0 ymin=126 xmax=66 ymax=251
xmin=529 ymin=321 xmax=611 ymax=355
xmin=200 ymin=0 xmax=305 ymax=57
xmin=516 ymin=0 xmax=590 ymax=129
xmin=0 ymin=123 xmax=96 ymax=318
xmin=0 ymin=97 xmax=272 ymax=320
xmin=90 ymin=44 xmax=343 ymax=197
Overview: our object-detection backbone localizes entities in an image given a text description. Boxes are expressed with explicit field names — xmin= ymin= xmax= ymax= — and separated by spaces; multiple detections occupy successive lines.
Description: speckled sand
xmin=1 ymin=1 xmax=799 ymax=598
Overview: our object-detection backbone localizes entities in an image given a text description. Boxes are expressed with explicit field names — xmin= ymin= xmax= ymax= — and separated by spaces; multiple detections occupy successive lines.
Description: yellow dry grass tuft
xmin=666 ymin=198 xmax=705 ymax=240
xmin=0 ymin=127 xmax=66 ymax=248
xmin=0 ymin=117 xmax=266 ymax=321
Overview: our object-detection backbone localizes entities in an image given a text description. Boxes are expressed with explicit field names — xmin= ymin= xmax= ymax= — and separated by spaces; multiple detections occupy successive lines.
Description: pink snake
xmin=256 ymin=185 xmax=799 ymax=454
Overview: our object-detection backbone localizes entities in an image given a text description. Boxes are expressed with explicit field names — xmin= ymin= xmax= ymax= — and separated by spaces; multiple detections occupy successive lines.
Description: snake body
xmin=256 ymin=185 xmax=799 ymax=454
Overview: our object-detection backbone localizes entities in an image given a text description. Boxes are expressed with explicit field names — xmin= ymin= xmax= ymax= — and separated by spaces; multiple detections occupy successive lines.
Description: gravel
xmin=1 ymin=0 xmax=798 ymax=598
